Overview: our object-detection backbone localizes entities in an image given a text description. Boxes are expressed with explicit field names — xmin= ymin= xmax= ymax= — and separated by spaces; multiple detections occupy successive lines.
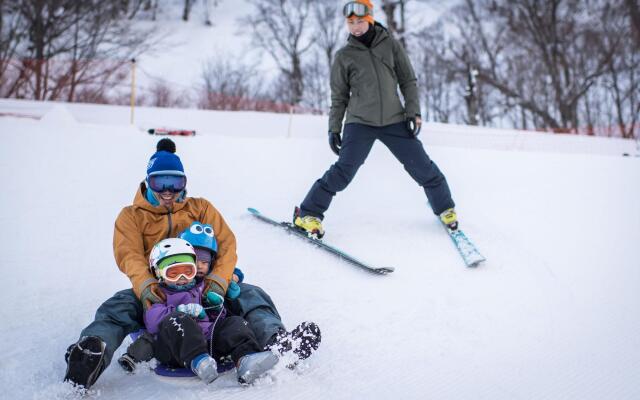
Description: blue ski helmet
xmin=179 ymin=221 xmax=218 ymax=258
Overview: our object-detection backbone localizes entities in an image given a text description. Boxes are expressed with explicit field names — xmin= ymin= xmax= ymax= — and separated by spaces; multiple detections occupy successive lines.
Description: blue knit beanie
xmin=146 ymin=139 xmax=185 ymax=177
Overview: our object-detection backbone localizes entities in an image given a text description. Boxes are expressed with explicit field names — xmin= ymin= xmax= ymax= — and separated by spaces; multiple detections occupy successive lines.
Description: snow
xmin=1 ymin=99 xmax=639 ymax=400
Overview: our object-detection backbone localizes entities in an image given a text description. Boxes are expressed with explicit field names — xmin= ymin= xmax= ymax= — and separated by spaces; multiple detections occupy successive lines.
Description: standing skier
xmin=293 ymin=0 xmax=458 ymax=237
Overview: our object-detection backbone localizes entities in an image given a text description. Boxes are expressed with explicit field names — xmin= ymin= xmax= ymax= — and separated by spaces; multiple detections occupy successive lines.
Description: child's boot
xmin=191 ymin=353 xmax=219 ymax=384
xmin=268 ymin=321 xmax=321 ymax=368
xmin=237 ymin=351 xmax=279 ymax=384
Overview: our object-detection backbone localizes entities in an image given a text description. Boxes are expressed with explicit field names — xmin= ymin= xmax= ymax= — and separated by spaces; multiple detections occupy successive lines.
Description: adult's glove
xmin=205 ymin=291 xmax=224 ymax=311
xmin=329 ymin=131 xmax=342 ymax=155
xmin=177 ymin=303 xmax=206 ymax=319
xmin=203 ymin=278 xmax=225 ymax=303
xmin=406 ymin=116 xmax=422 ymax=137
xmin=226 ymin=281 xmax=241 ymax=300
xmin=140 ymin=281 xmax=166 ymax=311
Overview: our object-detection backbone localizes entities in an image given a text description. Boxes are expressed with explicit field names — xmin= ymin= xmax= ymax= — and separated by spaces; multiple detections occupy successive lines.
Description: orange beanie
xmin=346 ymin=0 xmax=375 ymax=25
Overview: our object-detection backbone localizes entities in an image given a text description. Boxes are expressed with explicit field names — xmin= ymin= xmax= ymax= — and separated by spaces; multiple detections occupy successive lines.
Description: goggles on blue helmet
xmin=343 ymin=2 xmax=371 ymax=18
xmin=179 ymin=222 xmax=218 ymax=256
xmin=148 ymin=174 xmax=187 ymax=193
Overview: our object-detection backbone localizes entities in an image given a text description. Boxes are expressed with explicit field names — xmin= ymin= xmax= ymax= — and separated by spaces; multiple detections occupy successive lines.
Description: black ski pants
xmin=155 ymin=312 xmax=263 ymax=368
xmin=77 ymin=283 xmax=283 ymax=368
xmin=300 ymin=122 xmax=455 ymax=219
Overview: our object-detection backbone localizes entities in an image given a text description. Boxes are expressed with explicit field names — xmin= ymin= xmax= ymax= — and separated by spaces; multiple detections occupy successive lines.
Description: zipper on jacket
xmin=166 ymin=209 xmax=173 ymax=239
xmin=369 ymin=49 xmax=384 ymax=125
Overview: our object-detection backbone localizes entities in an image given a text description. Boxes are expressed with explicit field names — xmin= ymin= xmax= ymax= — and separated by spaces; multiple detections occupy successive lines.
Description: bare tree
xmin=381 ymin=0 xmax=407 ymax=47
xmin=183 ymin=0 xmax=193 ymax=21
xmin=313 ymin=0 xmax=345 ymax=72
xmin=4 ymin=0 xmax=154 ymax=101
xmin=0 ymin=1 xmax=27 ymax=97
xmin=302 ymin=51 xmax=329 ymax=113
xmin=246 ymin=0 xmax=315 ymax=105
xmin=199 ymin=56 xmax=262 ymax=110
xmin=626 ymin=0 xmax=640 ymax=47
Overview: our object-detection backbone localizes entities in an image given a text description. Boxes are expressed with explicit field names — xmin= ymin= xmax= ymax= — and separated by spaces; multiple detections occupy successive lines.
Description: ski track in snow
xmin=0 ymin=102 xmax=639 ymax=399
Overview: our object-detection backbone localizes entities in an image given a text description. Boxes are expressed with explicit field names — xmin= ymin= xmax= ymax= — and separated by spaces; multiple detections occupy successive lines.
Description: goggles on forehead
xmin=148 ymin=174 xmax=186 ymax=193
xmin=343 ymin=2 xmax=371 ymax=18
xmin=160 ymin=262 xmax=197 ymax=283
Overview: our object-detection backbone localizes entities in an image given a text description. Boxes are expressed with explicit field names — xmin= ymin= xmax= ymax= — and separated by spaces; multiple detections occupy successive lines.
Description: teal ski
xmin=247 ymin=208 xmax=394 ymax=275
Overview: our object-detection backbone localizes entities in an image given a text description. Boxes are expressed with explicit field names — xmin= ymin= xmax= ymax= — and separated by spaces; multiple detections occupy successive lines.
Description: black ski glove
xmin=329 ymin=131 xmax=342 ymax=155
xmin=406 ymin=116 xmax=422 ymax=137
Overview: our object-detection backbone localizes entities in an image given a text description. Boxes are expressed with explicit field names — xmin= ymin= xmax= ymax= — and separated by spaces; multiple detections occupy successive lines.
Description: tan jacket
xmin=113 ymin=183 xmax=237 ymax=299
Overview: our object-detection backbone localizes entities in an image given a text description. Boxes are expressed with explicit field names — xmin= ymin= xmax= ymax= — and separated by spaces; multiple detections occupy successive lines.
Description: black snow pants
xmin=300 ymin=122 xmax=455 ymax=219
xmin=154 ymin=312 xmax=263 ymax=368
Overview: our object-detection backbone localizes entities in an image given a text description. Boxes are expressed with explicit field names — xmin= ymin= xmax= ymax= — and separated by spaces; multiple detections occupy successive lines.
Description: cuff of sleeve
xmin=205 ymin=273 xmax=228 ymax=293
xmin=139 ymin=278 xmax=158 ymax=295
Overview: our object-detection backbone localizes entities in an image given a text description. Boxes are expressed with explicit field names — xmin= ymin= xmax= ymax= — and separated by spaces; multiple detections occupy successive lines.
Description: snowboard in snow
xmin=247 ymin=208 xmax=394 ymax=275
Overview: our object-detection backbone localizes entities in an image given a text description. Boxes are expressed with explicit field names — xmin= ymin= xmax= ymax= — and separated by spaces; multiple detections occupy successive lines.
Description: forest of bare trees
xmin=1 ymin=0 xmax=637 ymax=138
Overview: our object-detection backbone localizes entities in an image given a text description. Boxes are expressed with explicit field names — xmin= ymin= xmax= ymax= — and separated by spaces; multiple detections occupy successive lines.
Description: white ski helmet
xmin=148 ymin=238 xmax=196 ymax=281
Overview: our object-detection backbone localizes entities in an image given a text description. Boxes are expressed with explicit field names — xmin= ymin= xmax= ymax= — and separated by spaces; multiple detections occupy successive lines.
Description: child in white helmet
xmin=144 ymin=237 xmax=278 ymax=384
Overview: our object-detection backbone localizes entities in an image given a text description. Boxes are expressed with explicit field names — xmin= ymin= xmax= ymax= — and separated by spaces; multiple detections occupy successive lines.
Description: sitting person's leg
xmin=227 ymin=283 xmax=321 ymax=362
xmin=64 ymin=289 xmax=143 ymax=388
xmin=212 ymin=315 xmax=278 ymax=384
xmin=155 ymin=312 xmax=218 ymax=383
xmin=226 ymin=283 xmax=285 ymax=348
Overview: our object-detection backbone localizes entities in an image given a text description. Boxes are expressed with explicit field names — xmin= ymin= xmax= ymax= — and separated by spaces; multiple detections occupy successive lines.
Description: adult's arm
xmin=113 ymin=208 xmax=156 ymax=299
xmin=328 ymin=52 xmax=351 ymax=134
xmin=198 ymin=199 xmax=238 ymax=293
xmin=392 ymin=39 xmax=421 ymax=117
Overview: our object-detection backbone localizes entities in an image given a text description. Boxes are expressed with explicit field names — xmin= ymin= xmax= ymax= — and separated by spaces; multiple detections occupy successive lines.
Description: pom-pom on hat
xmin=147 ymin=138 xmax=185 ymax=177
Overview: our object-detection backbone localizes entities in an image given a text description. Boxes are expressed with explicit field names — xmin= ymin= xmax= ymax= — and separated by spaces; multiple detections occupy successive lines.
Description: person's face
xmin=196 ymin=259 xmax=210 ymax=279
xmin=347 ymin=17 xmax=369 ymax=36
xmin=174 ymin=275 xmax=191 ymax=286
xmin=155 ymin=190 xmax=180 ymax=207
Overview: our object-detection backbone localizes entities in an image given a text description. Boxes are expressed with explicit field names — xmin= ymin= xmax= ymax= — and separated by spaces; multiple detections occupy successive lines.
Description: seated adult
xmin=64 ymin=139 xmax=320 ymax=389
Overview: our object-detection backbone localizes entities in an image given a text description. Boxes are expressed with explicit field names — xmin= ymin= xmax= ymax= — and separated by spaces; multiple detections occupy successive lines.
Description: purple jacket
xmin=143 ymin=281 xmax=225 ymax=339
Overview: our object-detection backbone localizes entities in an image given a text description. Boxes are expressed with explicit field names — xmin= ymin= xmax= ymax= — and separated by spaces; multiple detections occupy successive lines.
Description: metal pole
xmin=130 ymin=58 xmax=136 ymax=125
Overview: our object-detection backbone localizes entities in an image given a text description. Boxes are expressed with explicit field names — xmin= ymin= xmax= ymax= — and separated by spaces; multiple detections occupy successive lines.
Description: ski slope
xmin=1 ymin=101 xmax=639 ymax=400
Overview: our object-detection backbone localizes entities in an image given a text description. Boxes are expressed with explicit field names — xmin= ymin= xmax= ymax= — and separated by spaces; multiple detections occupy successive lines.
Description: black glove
xmin=329 ymin=131 xmax=342 ymax=155
xmin=406 ymin=117 xmax=422 ymax=137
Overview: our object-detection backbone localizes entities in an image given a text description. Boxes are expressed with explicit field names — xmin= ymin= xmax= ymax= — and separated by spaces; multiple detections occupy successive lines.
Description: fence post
xmin=130 ymin=58 xmax=136 ymax=125
xmin=287 ymin=104 xmax=294 ymax=138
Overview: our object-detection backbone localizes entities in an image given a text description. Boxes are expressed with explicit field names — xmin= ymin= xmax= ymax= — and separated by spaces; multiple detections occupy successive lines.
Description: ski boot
xmin=439 ymin=208 xmax=458 ymax=231
xmin=293 ymin=207 xmax=324 ymax=238
xmin=191 ymin=353 xmax=219 ymax=384
xmin=237 ymin=351 xmax=279 ymax=384
xmin=268 ymin=321 xmax=321 ymax=368
xmin=63 ymin=336 xmax=107 ymax=389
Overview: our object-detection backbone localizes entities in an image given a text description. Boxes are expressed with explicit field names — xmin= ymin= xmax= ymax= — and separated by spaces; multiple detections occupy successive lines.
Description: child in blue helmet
xmin=180 ymin=222 xmax=241 ymax=302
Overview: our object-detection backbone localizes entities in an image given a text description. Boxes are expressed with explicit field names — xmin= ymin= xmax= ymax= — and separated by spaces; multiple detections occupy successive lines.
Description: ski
xmin=247 ymin=208 xmax=394 ymax=275
xmin=442 ymin=224 xmax=485 ymax=267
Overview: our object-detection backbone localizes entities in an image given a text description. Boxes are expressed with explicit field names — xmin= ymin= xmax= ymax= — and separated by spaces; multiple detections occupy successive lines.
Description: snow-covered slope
xmin=1 ymin=102 xmax=639 ymax=400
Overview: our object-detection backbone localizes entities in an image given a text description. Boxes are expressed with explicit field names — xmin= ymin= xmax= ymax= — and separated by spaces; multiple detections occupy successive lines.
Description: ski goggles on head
xmin=160 ymin=262 xmax=197 ymax=283
xmin=148 ymin=174 xmax=187 ymax=193
xmin=343 ymin=2 xmax=371 ymax=18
